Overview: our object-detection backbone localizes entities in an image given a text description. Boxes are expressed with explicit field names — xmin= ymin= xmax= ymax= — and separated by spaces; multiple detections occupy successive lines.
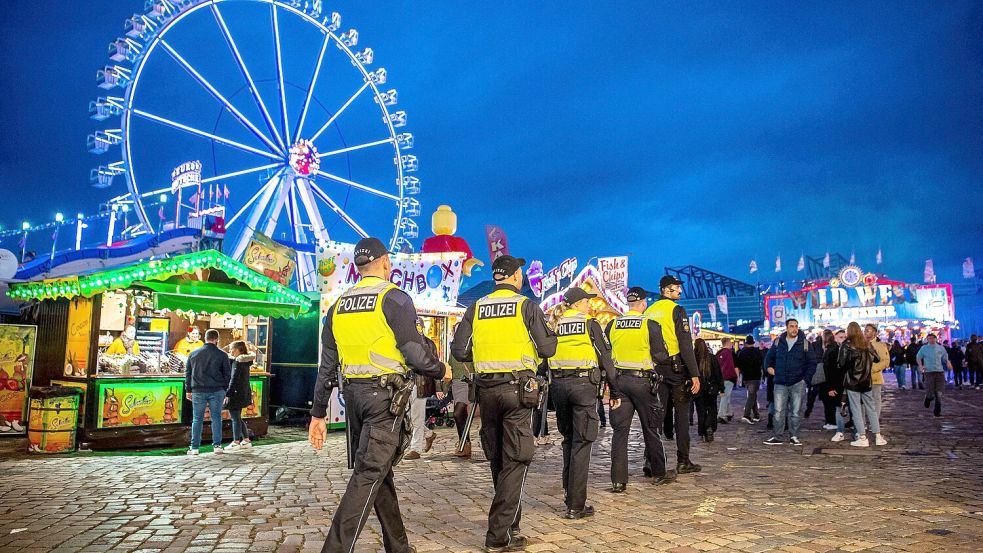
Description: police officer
xmin=451 ymin=255 xmax=557 ymax=553
xmin=606 ymin=286 xmax=672 ymax=491
xmin=546 ymin=287 xmax=620 ymax=519
xmin=644 ymin=275 xmax=703 ymax=475
xmin=309 ymin=237 xmax=449 ymax=553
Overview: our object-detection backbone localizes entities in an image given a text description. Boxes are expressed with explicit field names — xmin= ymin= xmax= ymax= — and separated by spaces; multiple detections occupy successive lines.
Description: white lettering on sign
xmin=170 ymin=160 xmax=202 ymax=192
xmin=541 ymin=257 xmax=578 ymax=292
xmin=598 ymin=256 xmax=628 ymax=292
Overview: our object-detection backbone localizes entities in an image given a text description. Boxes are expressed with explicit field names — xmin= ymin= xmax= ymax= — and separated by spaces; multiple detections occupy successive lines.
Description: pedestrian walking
xmin=446 ymin=328 xmax=474 ymax=459
xmin=224 ymin=340 xmax=255 ymax=450
xmin=309 ymin=237 xmax=449 ymax=553
xmin=404 ymin=318 xmax=439 ymax=460
xmin=607 ymin=286 xmax=671 ymax=490
xmin=763 ymin=319 xmax=816 ymax=446
xmin=546 ymin=287 xmax=620 ymax=519
xmin=736 ymin=335 xmax=763 ymax=424
xmin=948 ymin=341 xmax=966 ymax=388
xmin=644 ymin=276 xmax=703 ymax=474
xmin=694 ymin=338 xmax=724 ymax=442
xmin=917 ymin=334 xmax=952 ymax=417
xmin=890 ymin=339 xmax=907 ymax=390
xmin=186 ymin=329 xmax=231 ymax=455
xmin=716 ymin=338 xmax=737 ymax=424
xmin=906 ymin=338 xmax=923 ymax=390
xmin=816 ymin=330 xmax=837 ymax=430
xmin=451 ymin=255 xmax=557 ymax=553
xmin=827 ymin=330 xmax=849 ymax=442
xmin=840 ymin=322 xmax=886 ymax=447
xmin=967 ymin=335 xmax=983 ymax=389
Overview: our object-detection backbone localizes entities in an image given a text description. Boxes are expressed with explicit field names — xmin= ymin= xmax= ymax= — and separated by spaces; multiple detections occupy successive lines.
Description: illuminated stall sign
xmin=765 ymin=277 xmax=954 ymax=328
xmin=96 ymin=380 xmax=183 ymax=428
xmin=316 ymin=241 xmax=467 ymax=310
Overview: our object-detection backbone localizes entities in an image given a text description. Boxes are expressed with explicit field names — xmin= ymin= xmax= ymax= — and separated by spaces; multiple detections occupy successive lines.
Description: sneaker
xmin=822 ymin=424 xmax=838 ymax=430
xmin=850 ymin=436 xmax=869 ymax=447
xmin=213 ymin=446 xmax=224 ymax=454
xmin=677 ymin=461 xmax=702 ymax=474
xmin=240 ymin=440 xmax=253 ymax=448
xmin=789 ymin=436 xmax=802 ymax=446
xmin=741 ymin=417 xmax=754 ymax=424
xmin=763 ymin=437 xmax=783 ymax=446
xmin=830 ymin=432 xmax=845 ymax=442
xmin=875 ymin=434 xmax=888 ymax=446
xmin=187 ymin=448 xmax=199 ymax=456
xmin=752 ymin=416 xmax=761 ymax=422
xmin=717 ymin=417 xmax=729 ymax=424
xmin=226 ymin=442 xmax=241 ymax=451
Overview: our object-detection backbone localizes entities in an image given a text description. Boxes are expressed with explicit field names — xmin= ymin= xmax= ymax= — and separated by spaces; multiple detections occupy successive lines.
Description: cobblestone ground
xmin=2 ymin=376 xmax=982 ymax=553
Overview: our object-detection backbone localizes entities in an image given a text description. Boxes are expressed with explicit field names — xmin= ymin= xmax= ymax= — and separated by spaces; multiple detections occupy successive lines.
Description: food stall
xmin=763 ymin=265 xmax=956 ymax=343
xmin=314 ymin=241 xmax=467 ymax=428
xmin=6 ymin=250 xmax=312 ymax=449
xmin=539 ymin=263 xmax=628 ymax=327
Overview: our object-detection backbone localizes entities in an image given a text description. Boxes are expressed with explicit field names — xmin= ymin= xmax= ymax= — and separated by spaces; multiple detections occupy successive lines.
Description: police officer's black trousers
xmin=477 ymin=378 xmax=535 ymax=548
xmin=323 ymin=380 xmax=411 ymax=553
xmin=551 ymin=375 xmax=599 ymax=511
xmin=610 ymin=373 xmax=667 ymax=482
xmin=657 ymin=368 xmax=694 ymax=465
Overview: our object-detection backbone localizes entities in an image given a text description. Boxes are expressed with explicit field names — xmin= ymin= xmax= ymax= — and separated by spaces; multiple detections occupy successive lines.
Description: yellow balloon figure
xmin=421 ymin=205 xmax=484 ymax=276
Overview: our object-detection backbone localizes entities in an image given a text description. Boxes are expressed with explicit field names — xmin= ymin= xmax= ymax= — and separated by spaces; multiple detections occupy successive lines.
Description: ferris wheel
xmin=87 ymin=0 xmax=421 ymax=289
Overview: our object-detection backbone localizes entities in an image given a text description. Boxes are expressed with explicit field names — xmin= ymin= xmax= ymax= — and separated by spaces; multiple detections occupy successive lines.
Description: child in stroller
xmin=425 ymin=393 xmax=456 ymax=430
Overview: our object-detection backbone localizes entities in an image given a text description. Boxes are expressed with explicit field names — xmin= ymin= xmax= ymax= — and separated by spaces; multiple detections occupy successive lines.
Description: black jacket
xmin=415 ymin=337 xmax=439 ymax=398
xmin=735 ymin=346 xmax=763 ymax=381
xmin=890 ymin=342 xmax=906 ymax=366
xmin=226 ymin=353 xmax=255 ymax=410
xmin=823 ymin=342 xmax=845 ymax=396
xmin=947 ymin=346 xmax=965 ymax=370
xmin=697 ymin=351 xmax=725 ymax=396
xmin=839 ymin=341 xmax=879 ymax=393
xmin=904 ymin=342 xmax=921 ymax=365
xmin=186 ymin=343 xmax=233 ymax=393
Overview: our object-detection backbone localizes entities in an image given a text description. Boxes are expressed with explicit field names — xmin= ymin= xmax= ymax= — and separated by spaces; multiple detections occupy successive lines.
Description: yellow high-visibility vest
xmin=332 ymin=277 xmax=408 ymax=378
xmin=609 ymin=310 xmax=655 ymax=370
xmin=471 ymin=289 xmax=540 ymax=373
xmin=549 ymin=309 xmax=598 ymax=370
xmin=644 ymin=299 xmax=680 ymax=356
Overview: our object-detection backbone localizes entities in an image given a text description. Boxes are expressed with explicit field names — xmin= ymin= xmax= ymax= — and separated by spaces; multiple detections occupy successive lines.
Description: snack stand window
xmin=7 ymin=250 xmax=312 ymax=449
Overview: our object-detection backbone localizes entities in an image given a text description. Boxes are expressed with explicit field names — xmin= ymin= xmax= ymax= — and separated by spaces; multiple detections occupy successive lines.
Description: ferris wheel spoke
xmin=309 ymin=180 xmax=370 ymax=239
xmin=309 ymin=81 xmax=371 ymax=144
xmin=271 ymin=5 xmax=290 ymax=144
xmin=212 ymin=3 xmax=286 ymax=152
xmin=159 ymin=40 xmax=283 ymax=156
xmin=226 ymin=168 xmax=282 ymax=227
xmin=131 ymin=109 xmax=282 ymax=161
xmin=314 ymin=170 xmax=400 ymax=202
xmin=295 ymin=178 xmax=330 ymax=243
xmin=260 ymin=174 xmax=293 ymax=238
xmin=294 ymin=32 xmax=330 ymax=144
xmin=201 ymin=162 xmax=284 ymax=184
xmin=318 ymin=138 xmax=396 ymax=158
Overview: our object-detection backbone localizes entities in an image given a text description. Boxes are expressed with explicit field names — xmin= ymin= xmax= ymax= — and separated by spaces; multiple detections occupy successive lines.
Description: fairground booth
xmin=6 ymin=250 xmax=312 ymax=449
xmin=314 ymin=241 xmax=467 ymax=428
xmin=763 ymin=265 xmax=956 ymax=343
xmin=538 ymin=261 xmax=629 ymax=327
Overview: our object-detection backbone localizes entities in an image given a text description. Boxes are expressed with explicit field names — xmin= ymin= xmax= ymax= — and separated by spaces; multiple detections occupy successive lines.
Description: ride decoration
xmin=421 ymin=205 xmax=484 ymax=276
xmin=288 ymin=140 xmax=320 ymax=176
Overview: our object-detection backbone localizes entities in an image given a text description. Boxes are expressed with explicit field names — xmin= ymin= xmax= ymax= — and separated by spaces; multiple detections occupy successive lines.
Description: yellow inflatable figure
xmin=421 ymin=205 xmax=484 ymax=276
xmin=172 ymin=327 xmax=204 ymax=358
xmin=105 ymin=326 xmax=140 ymax=356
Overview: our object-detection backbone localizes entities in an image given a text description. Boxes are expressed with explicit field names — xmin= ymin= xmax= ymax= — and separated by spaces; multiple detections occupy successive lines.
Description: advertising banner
xmin=244 ymin=232 xmax=297 ymax=286
xmin=96 ymin=380 xmax=183 ymax=428
xmin=204 ymin=378 xmax=265 ymax=421
xmin=484 ymin=225 xmax=510 ymax=263
xmin=0 ymin=324 xmax=37 ymax=435
xmin=598 ymin=256 xmax=628 ymax=294
xmin=65 ymin=298 xmax=93 ymax=377
xmin=316 ymin=241 xmax=467 ymax=312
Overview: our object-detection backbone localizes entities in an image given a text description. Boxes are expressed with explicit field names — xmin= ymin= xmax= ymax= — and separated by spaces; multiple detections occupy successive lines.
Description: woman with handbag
xmin=838 ymin=322 xmax=886 ymax=447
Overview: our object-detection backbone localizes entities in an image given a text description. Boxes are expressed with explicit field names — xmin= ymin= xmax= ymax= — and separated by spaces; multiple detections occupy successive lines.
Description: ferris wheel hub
xmin=288 ymin=139 xmax=320 ymax=176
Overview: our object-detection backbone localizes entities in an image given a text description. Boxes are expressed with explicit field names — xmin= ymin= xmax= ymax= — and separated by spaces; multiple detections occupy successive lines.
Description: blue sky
xmin=1 ymin=1 xmax=980 ymax=287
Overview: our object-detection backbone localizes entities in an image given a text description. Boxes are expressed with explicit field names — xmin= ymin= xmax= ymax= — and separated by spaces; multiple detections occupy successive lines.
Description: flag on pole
xmin=823 ymin=252 xmax=830 ymax=268
xmin=158 ymin=205 xmax=165 ymax=220
xmin=850 ymin=251 xmax=856 ymax=264
xmin=717 ymin=294 xmax=729 ymax=315
xmin=708 ymin=302 xmax=717 ymax=323
xmin=188 ymin=191 xmax=200 ymax=206
xmin=796 ymin=255 xmax=805 ymax=272
xmin=223 ymin=184 xmax=230 ymax=200
xmin=775 ymin=255 xmax=782 ymax=273
xmin=963 ymin=257 xmax=976 ymax=279
xmin=924 ymin=259 xmax=936 ymax=283
xmin=17 ymin=233 xmax=26 ymax=250
xmin=876 ymin=248 xmax=883 ymax=265
xmin=51 ymin=227 xmax=59 ymax=241
xmin=749 ymin=259 xmax=758 ymax=273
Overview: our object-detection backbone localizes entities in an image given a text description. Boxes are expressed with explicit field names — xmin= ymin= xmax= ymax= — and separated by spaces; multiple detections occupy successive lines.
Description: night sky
xmin=1 ymin=1 xmax=980 ymax=287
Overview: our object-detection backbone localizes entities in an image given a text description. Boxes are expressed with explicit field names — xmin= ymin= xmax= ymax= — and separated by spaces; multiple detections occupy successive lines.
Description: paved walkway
xmin=1 ymin=377 xmax=982 ymax=552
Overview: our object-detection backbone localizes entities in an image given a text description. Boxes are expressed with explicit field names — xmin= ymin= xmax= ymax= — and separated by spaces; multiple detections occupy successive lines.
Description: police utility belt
xmin=550 ymin=368 xmax=592 ymax=379
xmin=658 ymin=354 xmax=684 ymax=373
xmin=343 ymin=372 xmax=414 ymax=418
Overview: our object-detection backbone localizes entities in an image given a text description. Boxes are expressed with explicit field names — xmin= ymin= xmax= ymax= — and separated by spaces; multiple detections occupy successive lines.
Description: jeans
xmin=718 ymin=380 xmax=735 ymax=419
xmin=409 ymin=392 xmax=433 ymax=453
xmin=191 ymin=390 xmax=226 ymax=449
xmin=743 ymin=379 xmax=760 ymax=419
xmin=893 ymin=365 xmax=907 ymax=388
xmin=834 ymin=395 xmax=847 ymax=433
xmin=229 ymin=408 xmax=249 ymax=442
xmin=871 ymin=384 xmax=882 ymax=420
xmin=909 ymin=364 xmax=922 ymax=388
xmin=847 ymin=389 xmax=880 ymax=435
xmin=772 ymin=380 xmax=805 ymax=439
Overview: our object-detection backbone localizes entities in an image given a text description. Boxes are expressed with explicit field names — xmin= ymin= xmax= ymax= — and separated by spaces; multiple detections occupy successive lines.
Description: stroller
xmin=425 ymin=393 xmax=456 ymax=430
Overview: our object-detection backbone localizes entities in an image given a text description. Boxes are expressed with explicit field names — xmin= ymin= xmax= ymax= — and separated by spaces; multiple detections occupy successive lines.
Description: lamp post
xmin=75 ymin=213 xmax=85 ymax=250
xmin=19 ymin=221 xmax=29 ymax=262
xmin=50 ymin=213 xmax=64 ymax=261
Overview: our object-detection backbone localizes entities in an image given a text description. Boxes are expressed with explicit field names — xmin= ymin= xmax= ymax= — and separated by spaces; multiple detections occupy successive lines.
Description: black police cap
xmin=626 ymin=286 xmax=648 ymax=302
xmin=353 ymin=237 xmax=391 ymax=267
xmin=564 ymin=287 xmax=597 ymax=304
xmin=659 ymin=275 xmax=683 ymax=289
xmin=492 ymin=255 xmax=525 ymax=281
